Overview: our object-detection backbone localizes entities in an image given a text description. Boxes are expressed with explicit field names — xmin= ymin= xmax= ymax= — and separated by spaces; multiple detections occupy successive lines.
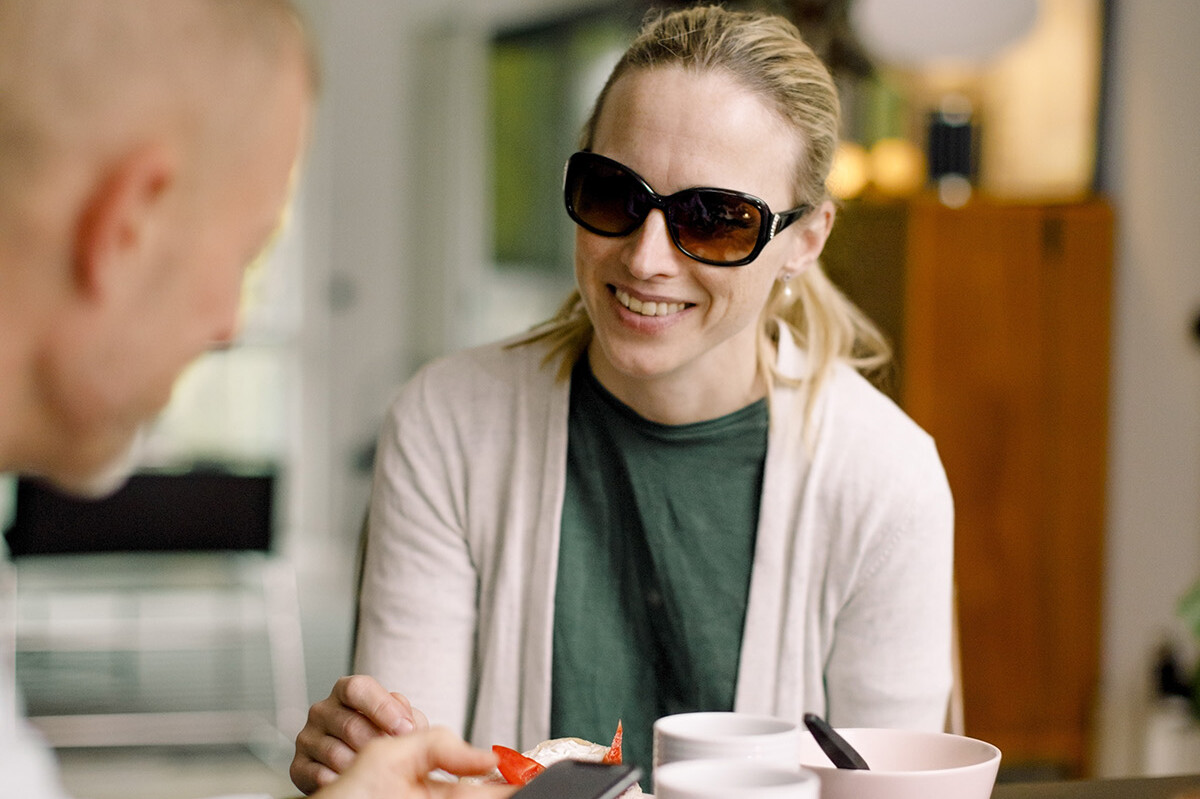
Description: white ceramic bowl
xmin=797 ymin=728 xmax=1001 ymax=799
xmin=654 ymin=712 xmax=800 ymax=770
xmin=655 ymin=758 xmax=820 ymax=799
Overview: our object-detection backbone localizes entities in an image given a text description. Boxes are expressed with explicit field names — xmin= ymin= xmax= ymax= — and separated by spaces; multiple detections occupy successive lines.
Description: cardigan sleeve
xmin=737 ymin=346 xmax=955 ymax=733
xmin=353 ymin=366 xmax=479 ymax=737
xmin=351 ymin=338 xmax=569 ymax=748
xmin=822 ymin=429 xmax=955 ymax=731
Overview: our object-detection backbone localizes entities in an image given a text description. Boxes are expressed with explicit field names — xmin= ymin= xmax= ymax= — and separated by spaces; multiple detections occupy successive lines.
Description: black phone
xmin=511 ymin=760 xmax=641 ymax=799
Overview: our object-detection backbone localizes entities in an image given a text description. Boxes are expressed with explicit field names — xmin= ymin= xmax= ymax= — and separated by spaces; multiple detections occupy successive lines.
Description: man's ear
xmin=72 ymin=145 xmax=176 ymax=299
xmin=780 ymin=199 xmax=835 ymax=281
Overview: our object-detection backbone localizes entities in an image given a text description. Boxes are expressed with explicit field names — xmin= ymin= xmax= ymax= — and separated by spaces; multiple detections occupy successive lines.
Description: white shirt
xmin=1 ymin=661 xmax=71 ymax=799
xmin=1 ymin=627 xmax=272 ymax=799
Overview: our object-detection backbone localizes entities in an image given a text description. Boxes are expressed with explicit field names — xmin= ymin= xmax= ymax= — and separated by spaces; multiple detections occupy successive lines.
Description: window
xmin=489 ymin=10 xmax=637 ymax=274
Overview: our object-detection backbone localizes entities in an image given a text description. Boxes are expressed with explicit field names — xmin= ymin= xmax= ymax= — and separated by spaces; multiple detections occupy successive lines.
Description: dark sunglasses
xmin=563 ymin=150 xmax=810 ymax=267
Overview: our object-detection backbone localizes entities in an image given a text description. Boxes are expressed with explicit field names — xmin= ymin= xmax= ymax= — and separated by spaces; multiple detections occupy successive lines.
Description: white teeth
xmin=616 ymin=289 xmax=685 ymax=317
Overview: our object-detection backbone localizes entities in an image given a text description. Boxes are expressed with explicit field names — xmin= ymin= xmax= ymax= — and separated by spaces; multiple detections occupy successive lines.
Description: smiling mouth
xmin=614 ymin=287 xmax=690 ymax=317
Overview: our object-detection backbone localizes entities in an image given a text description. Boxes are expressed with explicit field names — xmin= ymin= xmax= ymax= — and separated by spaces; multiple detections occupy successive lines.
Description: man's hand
xmin=310 ymin=727 xmax=514 ymax=799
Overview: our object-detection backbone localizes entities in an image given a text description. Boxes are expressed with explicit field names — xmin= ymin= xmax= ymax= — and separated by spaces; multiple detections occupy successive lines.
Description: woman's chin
xmin=592 ymin=344 xmax=676 ymax=385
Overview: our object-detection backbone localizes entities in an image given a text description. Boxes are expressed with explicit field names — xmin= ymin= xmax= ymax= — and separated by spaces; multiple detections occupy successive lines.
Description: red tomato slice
xmin=602 ymin=720 xmax=623 ymax=764
xmin=493 ymin=744 xmax=546 ymax=786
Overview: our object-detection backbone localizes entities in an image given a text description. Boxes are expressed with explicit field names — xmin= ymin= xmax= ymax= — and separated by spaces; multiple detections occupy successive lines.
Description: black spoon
xmin=803 ymin=713 xmax=870 ymax=770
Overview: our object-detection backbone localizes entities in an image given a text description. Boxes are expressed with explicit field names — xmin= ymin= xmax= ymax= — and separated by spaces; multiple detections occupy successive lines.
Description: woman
xmin=291 ymin=6 xmax=953 ymax=793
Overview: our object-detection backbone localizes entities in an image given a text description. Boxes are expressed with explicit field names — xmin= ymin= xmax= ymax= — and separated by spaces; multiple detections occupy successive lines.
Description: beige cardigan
xmin=355 ymin=328 xmax=954 ymax=751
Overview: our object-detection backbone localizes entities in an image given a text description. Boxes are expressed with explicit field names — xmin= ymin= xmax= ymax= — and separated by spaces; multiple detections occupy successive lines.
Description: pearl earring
xmin=780 ymin=273 xmax=793 ymax=299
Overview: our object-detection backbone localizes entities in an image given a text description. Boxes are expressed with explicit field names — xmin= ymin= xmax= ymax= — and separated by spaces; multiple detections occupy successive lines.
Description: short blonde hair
xmin=523 ymin=5 xmax=889 ymax=434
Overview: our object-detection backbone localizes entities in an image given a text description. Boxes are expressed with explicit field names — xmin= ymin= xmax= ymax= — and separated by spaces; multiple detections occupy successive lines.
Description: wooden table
xmin=994 ymin=774 xmax=1200 ymax=798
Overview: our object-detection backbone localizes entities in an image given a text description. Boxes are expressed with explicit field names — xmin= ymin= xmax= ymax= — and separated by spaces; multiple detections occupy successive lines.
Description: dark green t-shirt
xmin=550 ymin=356 xmax=768 ymax=777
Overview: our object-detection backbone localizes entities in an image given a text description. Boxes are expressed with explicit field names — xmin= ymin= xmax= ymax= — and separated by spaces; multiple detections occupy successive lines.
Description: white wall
xmin=1095 ymin=0 xmax=1200 ymax=777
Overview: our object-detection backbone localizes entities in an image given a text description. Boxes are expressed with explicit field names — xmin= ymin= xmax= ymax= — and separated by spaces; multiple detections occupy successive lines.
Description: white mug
xmin=654 ymin=758 xmax=819 ymax=799
xmin=652 ymin=712 xmax=800 ymax=770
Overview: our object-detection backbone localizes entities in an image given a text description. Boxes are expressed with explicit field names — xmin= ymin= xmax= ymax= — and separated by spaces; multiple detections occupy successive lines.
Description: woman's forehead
xmin=590 ymin=66 xmax=802 ymax=203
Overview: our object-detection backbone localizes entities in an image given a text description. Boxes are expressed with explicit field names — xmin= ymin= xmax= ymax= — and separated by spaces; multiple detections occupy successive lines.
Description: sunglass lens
xmin=568 ymin=157 xmax=647 ymax=236
xmin=670 ymin=191 xmax=763 ymax=264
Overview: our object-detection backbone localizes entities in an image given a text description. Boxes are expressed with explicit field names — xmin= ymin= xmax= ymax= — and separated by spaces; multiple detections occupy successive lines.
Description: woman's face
xmin=576 ymin=66 xmax=827 ymax=417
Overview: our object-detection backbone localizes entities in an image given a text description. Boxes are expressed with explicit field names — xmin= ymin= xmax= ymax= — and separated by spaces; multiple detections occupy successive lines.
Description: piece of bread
xmin=524 ymin=736 xmax=610 ymax=765
xmin=467 ymin=735 xmax=642 ymax=794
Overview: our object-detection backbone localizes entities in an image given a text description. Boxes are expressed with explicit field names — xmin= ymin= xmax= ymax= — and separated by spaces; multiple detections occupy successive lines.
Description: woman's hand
xmin=292 ymin=675 xmax=431 ymax=794
xmin=310 ymin=726 xmax=514 ymax=799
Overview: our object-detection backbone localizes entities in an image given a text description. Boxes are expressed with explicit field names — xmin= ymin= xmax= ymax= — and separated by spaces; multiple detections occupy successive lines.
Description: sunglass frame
xmin=563 ymin=150 xmax=810 ymax=267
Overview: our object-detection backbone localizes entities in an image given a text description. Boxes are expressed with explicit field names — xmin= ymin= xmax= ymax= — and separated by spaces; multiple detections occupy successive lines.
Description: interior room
xmin=2 ymin=0 xmax=1198 ymax=797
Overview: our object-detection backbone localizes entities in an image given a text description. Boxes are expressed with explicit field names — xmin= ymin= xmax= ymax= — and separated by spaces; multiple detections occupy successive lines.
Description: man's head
xmin=0 ymin=0 xmax=315 ymax=493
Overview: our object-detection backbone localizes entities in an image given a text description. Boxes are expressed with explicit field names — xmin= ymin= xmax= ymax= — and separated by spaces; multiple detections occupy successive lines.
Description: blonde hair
xmin=522 ymin=5 xmax=890 ymax=435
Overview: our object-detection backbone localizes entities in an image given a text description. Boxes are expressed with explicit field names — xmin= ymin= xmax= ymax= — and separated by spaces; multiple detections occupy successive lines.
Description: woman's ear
xmin=72 ymin=144 xmax=176 ymax=300
xmin=780 ymin=199 xmax=835 ymax=281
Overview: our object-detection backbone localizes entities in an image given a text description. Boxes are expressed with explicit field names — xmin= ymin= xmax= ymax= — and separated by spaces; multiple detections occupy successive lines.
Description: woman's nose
xmin=625 ymin=209 xmax=684 ymax=279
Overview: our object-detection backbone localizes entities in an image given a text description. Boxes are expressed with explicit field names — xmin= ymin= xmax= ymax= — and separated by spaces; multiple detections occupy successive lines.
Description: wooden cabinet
xmin=822 ymin=196 xmax=1114 ymax=778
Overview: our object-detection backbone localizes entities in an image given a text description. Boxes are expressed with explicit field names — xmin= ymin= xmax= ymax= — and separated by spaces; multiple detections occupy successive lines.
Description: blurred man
xmin=0 ymin=2 xmax=509 ymax=797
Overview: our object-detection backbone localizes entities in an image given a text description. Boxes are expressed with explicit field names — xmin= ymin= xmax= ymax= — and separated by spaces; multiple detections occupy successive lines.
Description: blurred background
xmin=2 ymin=0 xmax=1198 ymax=796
